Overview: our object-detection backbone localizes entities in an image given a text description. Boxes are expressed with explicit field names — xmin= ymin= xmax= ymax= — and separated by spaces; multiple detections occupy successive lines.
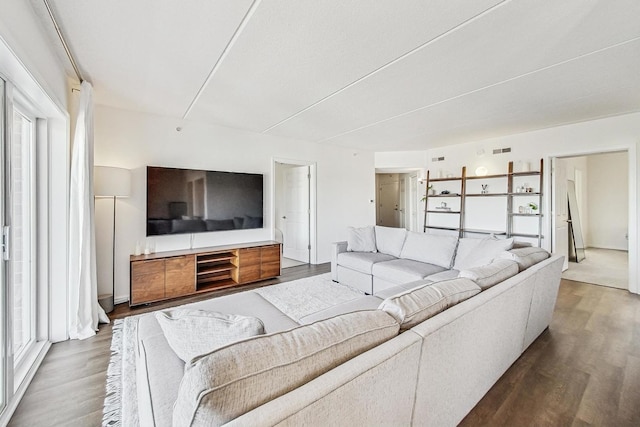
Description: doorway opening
xmin=552 ymin=151 xmax=629 ymax=290
xmin=273 ymin=159 xmax=317 ymax=267
xmin=375 ymin=171 xmax=421 ymax=231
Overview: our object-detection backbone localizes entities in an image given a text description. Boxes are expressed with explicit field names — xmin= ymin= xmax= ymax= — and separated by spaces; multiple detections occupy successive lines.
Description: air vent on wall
xmin=431 ymin=156 xmax=445 ymax=162
xmin=492 ymin=147 xmax=512 ymax=154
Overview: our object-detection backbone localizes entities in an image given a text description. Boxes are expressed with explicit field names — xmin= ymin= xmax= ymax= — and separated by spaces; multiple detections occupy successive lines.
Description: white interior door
xmin=409 ymin=175 xmax=418 ymax=231
xmin=378 ymin=182 xmax=400 ymax=227
xmin=282 ymin=166 xmax=310 ymax=262
xmin=552 ymin=157 xmax=570 ymax=270
xmin=398 ymin=177 xmax=406 ymax=229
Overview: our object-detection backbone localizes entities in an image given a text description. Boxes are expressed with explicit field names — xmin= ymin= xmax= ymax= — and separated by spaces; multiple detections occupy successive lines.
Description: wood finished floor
xmin=8 ymin=269 xmax=640 ymax=426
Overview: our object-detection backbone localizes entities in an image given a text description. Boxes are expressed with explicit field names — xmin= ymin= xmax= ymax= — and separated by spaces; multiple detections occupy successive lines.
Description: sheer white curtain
xmin=68 ymin=81 xmax=108 ymax=340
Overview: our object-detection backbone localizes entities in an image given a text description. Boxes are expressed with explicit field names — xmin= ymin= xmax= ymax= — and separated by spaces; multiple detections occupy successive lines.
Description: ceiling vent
xmin=492 ymin=147 xmax=511 ymax=154
xmin=431 ymin=156 xmax=445 ymax=162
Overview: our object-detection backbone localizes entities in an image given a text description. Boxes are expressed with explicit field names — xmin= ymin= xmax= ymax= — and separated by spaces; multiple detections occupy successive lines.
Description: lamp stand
xmin=98 ymin=195 xmax=116 ymax=313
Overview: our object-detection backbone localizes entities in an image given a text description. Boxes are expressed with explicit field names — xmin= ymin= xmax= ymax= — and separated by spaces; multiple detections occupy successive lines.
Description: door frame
xmin=271 ymin=157 xmax=317 ymax=265
xmin=550 ymin=145 xmax=637 ymax=294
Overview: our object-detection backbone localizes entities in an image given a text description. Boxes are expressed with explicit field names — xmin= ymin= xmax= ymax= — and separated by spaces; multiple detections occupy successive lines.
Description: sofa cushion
xmin=137 ymin=333 xmax=185 ymax=427
xmin=205 ymin=219 xmax=234 ymax=231
xmin=155 ymin=309 xmax=265 ymax=362
xmin=453 ymin=236 xmax=514 ymax=271
xmin=137 ymin=291 xmax=298 ymax=339
xmin=374 ymin=280 xmax=433 ymax=299
xmin=337 ymin=251 xmax=396 ymax=274
xmin=497 ymin=247 xmax=550 ymax=271
xmin=379 ymin=278 xmax=481 ymax=330
xmin=425 ymin=269 xmax=460 ymax=283
xmin=372 ymin=259 xmax=446 ymax=285
xmin=375 ymin=226 xmax=407 ymax=257
xmin=347 ymin=226 xmax=377 ymax=252
xmin=173 ymin=310 xmax=400 ymax=427
xmin=458 ymin=259 xmax=520 ymax=290
xmin=298 ymin=296 xmax=384 ymax=324
xmin=400 ymin=232 xmax=459 ymax=269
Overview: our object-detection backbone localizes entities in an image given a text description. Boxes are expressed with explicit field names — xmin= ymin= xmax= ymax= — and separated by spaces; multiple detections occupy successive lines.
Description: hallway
xmin=562 ymin=248 xmax=628 ymax=290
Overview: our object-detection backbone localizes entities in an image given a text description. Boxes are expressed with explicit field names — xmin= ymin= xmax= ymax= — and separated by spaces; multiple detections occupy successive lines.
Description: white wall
xmin=94 ymin=105 xmax=376 ymax=303
xmin=376 ymin=112 xmax=640 ymax=294
xmin=587 ymin=151 xmax=628 ymax=250
xmin=0 ymin=0 xmax=69 ymax=110
xmin=1 ymin=2 xmax=71 ymax=341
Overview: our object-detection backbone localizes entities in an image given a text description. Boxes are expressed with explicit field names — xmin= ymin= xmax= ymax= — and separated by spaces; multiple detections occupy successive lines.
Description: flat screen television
xmin=146 ymin=166 xmax=264 ymax=236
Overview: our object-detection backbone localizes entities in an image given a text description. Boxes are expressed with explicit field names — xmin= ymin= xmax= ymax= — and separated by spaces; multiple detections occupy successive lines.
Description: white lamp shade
xmin=94 ymin=166 xmax=131 ymax=197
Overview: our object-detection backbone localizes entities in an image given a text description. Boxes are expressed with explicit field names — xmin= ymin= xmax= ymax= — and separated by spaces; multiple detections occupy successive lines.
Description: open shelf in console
xmin=195 ymin=250 xmax=238 ymax=290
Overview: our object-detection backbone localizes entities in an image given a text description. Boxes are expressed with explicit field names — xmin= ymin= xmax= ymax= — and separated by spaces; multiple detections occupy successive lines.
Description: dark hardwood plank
xmin=461 ymin=279 xmax=640 ymax=427
xmin=9 ymin=270 xmax=640 ymax=427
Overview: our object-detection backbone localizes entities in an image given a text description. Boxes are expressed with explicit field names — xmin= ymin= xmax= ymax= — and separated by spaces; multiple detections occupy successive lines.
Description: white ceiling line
xmin=318 ymin=35 xmax=640 ymax=144
xmin=261 ymin=0 xmax=510 ymax=133
xmin=182 ymin=0 xmax=262 ymax=120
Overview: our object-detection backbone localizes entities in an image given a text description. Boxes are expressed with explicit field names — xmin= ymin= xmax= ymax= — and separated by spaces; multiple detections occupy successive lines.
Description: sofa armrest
xmin=331 ymin=241 xmax=348 ymax=282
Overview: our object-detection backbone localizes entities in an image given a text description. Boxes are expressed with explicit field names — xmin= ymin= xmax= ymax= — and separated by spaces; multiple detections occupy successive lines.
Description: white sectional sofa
xmin=134 ymin=228 xmax=563 ymax=427
xmin=332 ymin=225 xmax=517 ymax=295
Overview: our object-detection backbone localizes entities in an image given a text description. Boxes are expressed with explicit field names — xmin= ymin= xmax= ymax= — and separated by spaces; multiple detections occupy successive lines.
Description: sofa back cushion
xmin=497 ymin=246 xmax=550 ymax=271
xmin=453 ymin=236 xmax=514 ymax=271
xmin=173 ymin=310 xmax=400 ymax=427
xmin=458 ymin=259 xmax=519 ymax=290
xmin=347 ymin=226 xmax=377 ymax=252
xmin=400 ymin=232 xmax=458 ymax=268
xmin=375 ymin=226 xmax=407 ymax=257
xmin=379 ymin=278 xmax=481 ymax=331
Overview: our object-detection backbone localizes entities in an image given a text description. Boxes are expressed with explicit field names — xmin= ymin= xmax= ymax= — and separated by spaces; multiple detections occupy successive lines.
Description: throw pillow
xmin=155 ymin=309 xmax=265 ymax=362
xmin=458 ymin=259 xmax=519 ymax=290
xmin=173 ymin=310 xmax=399 ymax=426
xmin=497 ymin=247 xmax=550 ymax=271
xmin=374 ymin=225 xmax=407 ymax=257
xmin=400 ymin=231 xmax=458 ymax=268
xmin=379 ymin=278 xmax=481 ymax=330
xmin=233 ymin=216 xmax=244 ymax=229
xmin=453 ymin=236 xmax=514 ymax=271
xmin=347 ymin=226 xmax=377 ymax=252
xmin=242 ymin=215 xmax=263 ymax=229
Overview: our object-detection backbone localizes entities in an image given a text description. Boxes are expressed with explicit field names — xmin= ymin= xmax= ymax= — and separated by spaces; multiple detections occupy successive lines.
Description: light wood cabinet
xmin=131 ymin=259 xmax=165 ymax=304
xmin=260 ymin=245 xmax=281 ymax=278
xmin=165 ymin=255 xmax=196 ymax=299
xmin=236 ymin=247 xmax=262 ymax=284
xmin=130 ymin=241 xmax=281 ymax=306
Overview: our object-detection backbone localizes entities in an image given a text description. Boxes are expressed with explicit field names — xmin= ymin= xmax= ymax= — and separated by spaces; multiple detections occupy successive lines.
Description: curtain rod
xmin=43 ymin=0 xmax=84 ymax=83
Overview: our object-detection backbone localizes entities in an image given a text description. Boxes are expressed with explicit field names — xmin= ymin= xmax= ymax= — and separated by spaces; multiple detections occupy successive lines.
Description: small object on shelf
xmin=435 ymin=202 xmax=451 ymax=211
xmin=481 ymin=184 xmax=488 ymax=194
xmin=440 ymin=190 xmax=450 ymax=195
xmin=519 ymin=206 xmax=525 ymax=213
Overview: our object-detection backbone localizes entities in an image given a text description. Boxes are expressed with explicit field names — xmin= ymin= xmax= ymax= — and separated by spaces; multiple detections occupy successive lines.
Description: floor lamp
xmin=95 ymin=166 xmax=131 ymax=313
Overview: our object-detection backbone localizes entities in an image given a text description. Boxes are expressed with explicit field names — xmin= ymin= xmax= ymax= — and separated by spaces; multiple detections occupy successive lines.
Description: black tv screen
xmin=146 ymin=166 xmax=264 ymax=236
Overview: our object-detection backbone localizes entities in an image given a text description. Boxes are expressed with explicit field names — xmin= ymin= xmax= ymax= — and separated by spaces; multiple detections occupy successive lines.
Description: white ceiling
xmin=31 ymin=0 xmax=640 ymax=151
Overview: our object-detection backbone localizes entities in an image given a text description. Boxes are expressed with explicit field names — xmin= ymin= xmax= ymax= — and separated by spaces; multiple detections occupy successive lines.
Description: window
xmin=0 ymin=77 xmax=49 ymax=422
xmin=10 ymin=107 xmax=36 ymax=368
